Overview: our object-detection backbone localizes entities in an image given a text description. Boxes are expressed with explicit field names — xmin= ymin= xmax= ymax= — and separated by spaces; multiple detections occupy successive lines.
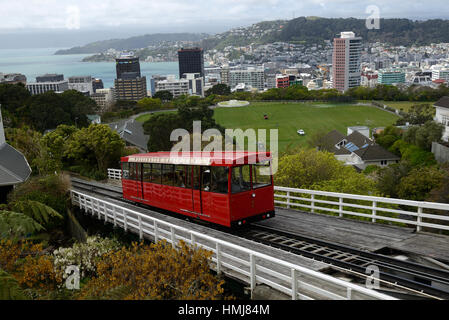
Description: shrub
xmin=53 ymin=236 xmax=121 ymax=280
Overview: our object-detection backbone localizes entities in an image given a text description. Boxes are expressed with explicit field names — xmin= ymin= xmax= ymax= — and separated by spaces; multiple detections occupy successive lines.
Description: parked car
xmin=297 ymin=129 xmax=305 ymax=135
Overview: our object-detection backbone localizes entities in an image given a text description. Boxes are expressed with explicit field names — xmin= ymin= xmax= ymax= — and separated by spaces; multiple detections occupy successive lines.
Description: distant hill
xmin=201 ymin=17 xmax=449 ymax=49
xmin=55 ymin=17 xmax=449 ymax=56
xmin=54 ymin=33 xmax=209 ymax=55
xmin=277 ymin=17 xmax=449 ymax=45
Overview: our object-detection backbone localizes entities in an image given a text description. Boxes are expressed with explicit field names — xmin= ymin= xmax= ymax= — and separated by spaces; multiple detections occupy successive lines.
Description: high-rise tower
xmin=332 ymin=32 xmax=362 ymax=92
xmin=114 ymin=55 xmax=147 ymax=101
xmin=178 ymin=48 xmax=204 ymax=79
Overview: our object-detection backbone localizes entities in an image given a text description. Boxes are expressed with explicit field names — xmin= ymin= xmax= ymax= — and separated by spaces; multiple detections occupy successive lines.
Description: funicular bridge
xmin=68 ymin=169 xmax=449 ymax=300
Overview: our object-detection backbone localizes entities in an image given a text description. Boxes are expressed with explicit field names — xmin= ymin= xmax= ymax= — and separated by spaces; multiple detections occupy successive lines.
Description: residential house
xmin=108 ymin=120 xmax=149 ymax=152
xmin=321 ymin=128 xmax=399 ymax=170
xmin=434 ymin=96 xmax=449 ymax=142
xmin=0 ymin=107 xmax=32 ymax=202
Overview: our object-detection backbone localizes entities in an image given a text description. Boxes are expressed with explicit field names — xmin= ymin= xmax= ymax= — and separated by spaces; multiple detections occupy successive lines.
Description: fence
xmin=70 ymin=189 xmax=395 ymax=300
xmin=275 ymin=186 xmax=449 ymax=233
xmin=107 ymin=168 xmax=122 ymax=180
xmin=107 ymin=168 xmax=449 ymax=234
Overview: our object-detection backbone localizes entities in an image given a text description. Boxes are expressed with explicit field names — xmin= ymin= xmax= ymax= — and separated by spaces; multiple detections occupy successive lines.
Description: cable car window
xmin=202 ymin=167 xmax=211 ymax=192
xmin=136 ymin=163 xmax=142 ymax=181
xmin=185 ymin=166 xmax=192 ymax=189
xmin=231 ymin=165 xmax=251 ymax=193
xmin=129 ymin=163 xmax=137 ymax=180
xmin=210 ymin=167 xmax=229 ymax=194
xmin=143 ymin=164 xmax=152 ymax=182
xmin=150 ymin=164 xmax=162 ymax=184
xmin=174 ymin=165 xmax=187 ymax=188
xmin=252 ymin=162 xmax=272 ymax=188
xmin=193 ymin=166 xmax=201 ymax=190
xmin=161 ymin=164 xmax=174 ymax=186
xmin=122 ymin=162 xmax=129 ymax=179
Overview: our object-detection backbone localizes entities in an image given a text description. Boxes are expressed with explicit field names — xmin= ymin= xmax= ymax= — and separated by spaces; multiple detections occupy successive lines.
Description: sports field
xmin=213 ymin=102 xmax=400 ymax=152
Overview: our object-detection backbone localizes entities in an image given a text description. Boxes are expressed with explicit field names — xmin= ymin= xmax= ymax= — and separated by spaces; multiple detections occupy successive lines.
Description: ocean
xmin=0 ymin=47 xmax=179 ymax=89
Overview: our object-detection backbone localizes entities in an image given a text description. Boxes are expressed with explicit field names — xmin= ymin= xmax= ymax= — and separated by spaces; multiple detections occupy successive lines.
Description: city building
xmin=434 ymin=96 xmax=449 ymax=142
xmin=114 ymin=55 xmax=147 ymax=101
xmin=183 ymin=73 xmax=204 ymax=97
xmin=92 ymin=78 xmax=104 ymax=93
xmin=91 ymin=88 xmax=115 ymax=111
xmin=154 ymin=75 xmax=189 ymax=98
xmin=332 ymin=31 xmax=362 ymax=92
xmin=229 ymin=68 xmax=265 ymax=92
xmin=377 ymin=69 xmax=406 ymax=85
xmin=68 ymin=76 xmax=94 ymax=95
xmin=26 ymin=80 xmax=69 ymax=95
xmin=178 ymin=48 xmax=205 ymax=79
xmin=0 ymin=107 xmax=32 ymax=202
xmin=432 ymin=67 xmax=449 ymax=83
xmin=36 ymin=74 xmax=64 ymax=83
xmin=150 ymin=75 xmax=168 ymax=96
xmin=0 ymin=73 xmax=26 ymax=85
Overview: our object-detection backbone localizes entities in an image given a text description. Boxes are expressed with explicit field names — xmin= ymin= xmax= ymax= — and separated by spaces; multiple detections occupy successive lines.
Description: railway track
xmin=70 ymin=177 xmax=449 ymax=299
xmin=237 ymin=225 xmax=449 ymax=299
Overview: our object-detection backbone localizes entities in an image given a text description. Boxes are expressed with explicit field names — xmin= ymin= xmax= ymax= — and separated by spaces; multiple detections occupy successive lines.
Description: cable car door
xmin=192 ymin=166 xmax=202 ymax=216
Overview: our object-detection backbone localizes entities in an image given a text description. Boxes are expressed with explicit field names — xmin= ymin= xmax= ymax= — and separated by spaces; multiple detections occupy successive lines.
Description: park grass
xmin=358 ymin=100 xmax=437 ymax=113
xmin=213 ymin=102 xmax=400 ymax=153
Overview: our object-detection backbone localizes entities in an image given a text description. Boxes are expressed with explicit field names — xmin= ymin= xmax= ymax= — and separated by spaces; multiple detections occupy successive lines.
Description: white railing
xmin=107 ymin=168 xmax=122 ymax=180
xmin=107 ymin=168 xmax=449 ymax=233
xmin=70 ymin=189 xmax=395 ymax=300
xmin=274 ymin=186 xmax=449 ymax=233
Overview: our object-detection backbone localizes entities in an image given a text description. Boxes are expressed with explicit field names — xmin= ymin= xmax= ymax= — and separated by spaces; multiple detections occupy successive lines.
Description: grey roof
xmin=353 ymin=144 xmax=400 ymax=161
xmin=108 ymin=120 xmax=149 ymax=151
xmin=346 ymin=130 xmax=373 ymax=148
xmin=0 ymin=143 xmax=32 ymax=186
xmin=324 ymin=129 xmax=346 ymax=146
xmin=435 ymin=96 xmax=449 ymax=109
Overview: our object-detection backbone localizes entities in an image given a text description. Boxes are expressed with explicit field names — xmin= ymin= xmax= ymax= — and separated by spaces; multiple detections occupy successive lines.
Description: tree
xmin=375 ymin=162 xmax=412 ymax=198
xmin=205 ymin=84 xmax=231 ymax=96
xmin=136 ymin=97 xmax=163 ymax=111
xmin=64 ymin=124 xmax=125 ymax=174
xmin=374 ymin=126 xmax=402 ymax=150
xmin=143 ymin=113 xmax=184 ymax=152
xmin=275 ymin=149 xmax=373 ymax=192
xmin=153 ymin=90 xmax=173 ymax=102
xmin=403 ymin=121 xmax=444 ymax=151
xmin=396 ymin=103 xmax=435 ymax=125
xmin=397 ymin=166 xmax=444 ymax=201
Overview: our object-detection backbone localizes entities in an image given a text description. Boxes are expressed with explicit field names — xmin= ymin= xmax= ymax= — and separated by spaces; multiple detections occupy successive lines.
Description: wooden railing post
xmin=372 ymin=201 xmax=377 ymax=223
xmin=417 ymin=207 xmax=422 ymax=232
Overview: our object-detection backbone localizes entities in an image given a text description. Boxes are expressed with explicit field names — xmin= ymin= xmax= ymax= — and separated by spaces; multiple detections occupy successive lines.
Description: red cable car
xmin=120 ymin=151 xmax=275 ymax=227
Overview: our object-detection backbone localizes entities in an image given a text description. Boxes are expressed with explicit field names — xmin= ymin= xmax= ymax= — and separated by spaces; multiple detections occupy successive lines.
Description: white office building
xmin=26 ymin=80 xmax=69 ymax=95
xmin=228 ymin=68 xmax=265 ymax=92
xmin=155 ymin=75 xmax=189 ymax=98
xmin=68 ymin=76 xmax=94 ymax=95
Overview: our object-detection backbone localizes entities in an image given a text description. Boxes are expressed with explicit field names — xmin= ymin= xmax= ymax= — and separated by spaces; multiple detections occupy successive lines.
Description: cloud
xmin=0 ymin=0 xmax=446 ymax=31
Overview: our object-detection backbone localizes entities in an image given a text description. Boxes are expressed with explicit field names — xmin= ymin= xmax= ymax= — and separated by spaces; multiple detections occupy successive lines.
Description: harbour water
xmin=0 ymin=47 xmax=179 ymax=89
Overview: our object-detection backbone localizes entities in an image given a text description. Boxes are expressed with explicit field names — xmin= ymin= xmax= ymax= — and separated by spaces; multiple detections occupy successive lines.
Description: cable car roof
xmin=122 ymin=151 xmax=272 ymax=166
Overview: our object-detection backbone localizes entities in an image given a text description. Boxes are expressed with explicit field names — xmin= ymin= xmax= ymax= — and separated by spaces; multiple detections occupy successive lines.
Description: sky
xmin=0 ymin=0 xmax=448 ymax=48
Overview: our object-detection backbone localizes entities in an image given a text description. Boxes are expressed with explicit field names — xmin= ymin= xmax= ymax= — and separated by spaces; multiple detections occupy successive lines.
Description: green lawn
xmin=213 ymin=102 xmax=400 ymax=152
xmin=378 ymin=101 xmax=436 ymax=113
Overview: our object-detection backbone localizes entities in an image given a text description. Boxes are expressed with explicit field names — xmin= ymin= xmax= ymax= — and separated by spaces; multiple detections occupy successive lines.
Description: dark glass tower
xmin=114 ymin=55 xmax=147 ymax=101
xmin=178 ymin=48 xmax=204 ymax=79
xmin=116 ymin=56 xmax=141 ymax=79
